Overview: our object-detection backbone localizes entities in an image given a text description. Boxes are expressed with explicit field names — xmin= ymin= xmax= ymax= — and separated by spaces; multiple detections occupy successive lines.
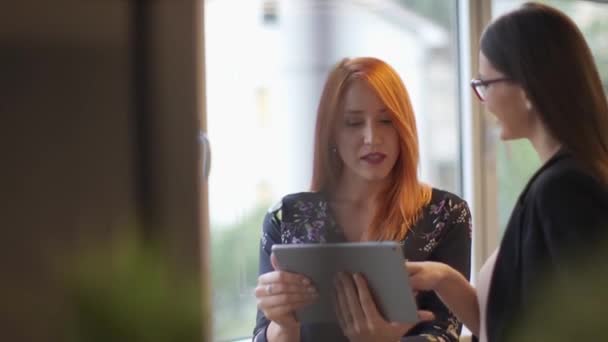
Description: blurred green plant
xmin=398 ymin=0 xmax=455 ymax=30
xmin=61 ymin=232 xmax=204 ymax=342
xmin=508 ymin=246 xmax=608 ymax=341
xmin=497 ymin=140 xmax=540 ymax=234
xmin=210 ymin=203 xmax=269 ymax=340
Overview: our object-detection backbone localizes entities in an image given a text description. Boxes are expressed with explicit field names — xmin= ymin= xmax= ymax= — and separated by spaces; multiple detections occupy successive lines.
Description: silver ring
xmin=266 ymin=284 xmax=273 ymax=295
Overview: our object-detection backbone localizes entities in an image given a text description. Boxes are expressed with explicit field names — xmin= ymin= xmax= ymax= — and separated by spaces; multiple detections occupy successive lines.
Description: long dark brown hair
xmin=481 ymin=2 xmax=608 ymax=184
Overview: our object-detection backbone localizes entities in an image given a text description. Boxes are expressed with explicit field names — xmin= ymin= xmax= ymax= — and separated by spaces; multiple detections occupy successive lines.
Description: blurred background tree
xmin=398 ymin=0 xmax=455 ymax=29
xmin=211 ymin=204 xmax=270 ymax=340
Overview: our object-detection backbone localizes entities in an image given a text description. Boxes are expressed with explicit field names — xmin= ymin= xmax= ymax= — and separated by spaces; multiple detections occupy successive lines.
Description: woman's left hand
xmin=333 ymin=272 xmax=434 ymax=342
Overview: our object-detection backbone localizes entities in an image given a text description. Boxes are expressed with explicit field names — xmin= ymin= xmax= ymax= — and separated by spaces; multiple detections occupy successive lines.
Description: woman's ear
xmin=520 ymin=88 xmax=533 ymax=111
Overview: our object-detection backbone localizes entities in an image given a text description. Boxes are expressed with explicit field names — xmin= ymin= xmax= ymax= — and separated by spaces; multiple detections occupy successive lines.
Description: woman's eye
xmin=345 ymin=121 xmax=363 ymax=126
xmin=380 ymin=118 xmax=393 ymax=125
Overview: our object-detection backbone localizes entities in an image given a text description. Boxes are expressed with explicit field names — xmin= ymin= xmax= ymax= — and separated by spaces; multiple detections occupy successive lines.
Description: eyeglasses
xmin=470 ymin=77 xmax=511 ymax=101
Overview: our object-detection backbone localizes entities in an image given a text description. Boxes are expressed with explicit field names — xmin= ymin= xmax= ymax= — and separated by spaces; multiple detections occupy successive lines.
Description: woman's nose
xmin=363 ymin=122 xmax=382 ymax=145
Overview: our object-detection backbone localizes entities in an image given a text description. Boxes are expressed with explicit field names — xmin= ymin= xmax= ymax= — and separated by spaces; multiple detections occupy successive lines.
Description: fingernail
xmin=302 ymin=278 xmax=310 ymax=285
xmin=307 ymin=286 xmax=316 ymax=293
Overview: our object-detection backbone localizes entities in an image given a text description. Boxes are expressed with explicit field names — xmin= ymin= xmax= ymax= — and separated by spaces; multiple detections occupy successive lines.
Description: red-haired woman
xmin=253 ymin=57 xmax=472 ymax=342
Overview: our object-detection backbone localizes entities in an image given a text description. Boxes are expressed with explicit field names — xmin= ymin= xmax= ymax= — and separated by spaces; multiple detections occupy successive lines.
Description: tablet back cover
xmin=272 ymin=242 xmax=418 ymax=324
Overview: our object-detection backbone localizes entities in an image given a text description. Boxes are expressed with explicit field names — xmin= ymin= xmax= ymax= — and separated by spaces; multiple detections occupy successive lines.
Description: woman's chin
xmin=498 ymin=125 xmax=528 ymax=141
xmin=499 ymin=128 xmax=515 ymax=141
xmin=358 ymin=170 xmax=391 ymax=183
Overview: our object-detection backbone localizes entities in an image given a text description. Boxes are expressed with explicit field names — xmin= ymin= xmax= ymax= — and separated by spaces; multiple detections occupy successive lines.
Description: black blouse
xmin=253 ymin=188 xmax=472 ymax=342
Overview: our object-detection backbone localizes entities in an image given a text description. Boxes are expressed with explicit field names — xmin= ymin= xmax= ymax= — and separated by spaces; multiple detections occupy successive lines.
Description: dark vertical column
xmin=131 ymin=0 xmax=154 ymax=240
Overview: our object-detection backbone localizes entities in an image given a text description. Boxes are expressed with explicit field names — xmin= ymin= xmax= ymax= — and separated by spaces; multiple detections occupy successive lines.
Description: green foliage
xmin=581 ymin=10 xmax=608 ymax=93
xmin=508 ymin=247 xmax=608 ymax=341
xmin=497 ymin=140 xmax=540 ymax=233
xmin=210 ymin=203 xmax=270 ymax=340
xmin=62 ymin=234 xmax=203 ymax=342
xmin=397 ymin=0 xmax=456 ymax=29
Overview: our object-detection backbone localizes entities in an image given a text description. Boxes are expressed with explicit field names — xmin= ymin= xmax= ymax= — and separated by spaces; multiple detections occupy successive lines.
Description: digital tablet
xmin=271 ymin=241 xmax=418 ymax=324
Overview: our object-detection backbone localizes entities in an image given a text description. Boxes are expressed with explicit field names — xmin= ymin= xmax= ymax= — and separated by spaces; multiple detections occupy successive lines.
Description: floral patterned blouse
xmin=253 ymin=189 xmax=472 ymax=342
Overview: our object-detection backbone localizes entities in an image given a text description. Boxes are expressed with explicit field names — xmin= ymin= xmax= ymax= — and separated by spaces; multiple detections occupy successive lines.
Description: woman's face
xmin=334 ymin=80 xmax=400 ymax=184
xmin=478 ymin=52 xmax=534 ymax=140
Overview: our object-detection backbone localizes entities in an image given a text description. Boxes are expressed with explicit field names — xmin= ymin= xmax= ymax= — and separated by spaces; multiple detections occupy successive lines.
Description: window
xmin=204 ymin=0 xmax=461 ymax=340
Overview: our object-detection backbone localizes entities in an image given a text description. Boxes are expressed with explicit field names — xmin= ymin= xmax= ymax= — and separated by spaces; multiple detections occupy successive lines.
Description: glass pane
xmin=204 ymin=0 xmax=460 ymax=340
xmin=492 ymin=0 xmax=608 ymax=234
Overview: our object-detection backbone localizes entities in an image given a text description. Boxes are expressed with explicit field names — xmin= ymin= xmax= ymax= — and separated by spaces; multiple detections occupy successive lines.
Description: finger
xmin=405 ymin=261 xmax=423 ymax=275
xmin=258 ymin=293 xmax=318 ymax=309
xmin=389 ymin=321 xmax=416 ymax=335
xmin=254 ymin=282 xmax=317 ymax=298
xmin=258 ymin=270 xmax=311 ymax=286
xmin=332 ymin=289 xmax=348 ymax=332
xmin=334 ymin=274 xmax=353 ymax=328
xmin=264 ymin=307 xmax=299 ymax=327
xmin=339 ymin=273 xmax=366 ymax=328
xmin=271 ymin=253 xmax=281 ymax=271
xmin=258 ymin=298 xmax=316 ymax=315
xmin=262 ymin=300 xmax=312 ymax=321
xmin=409 ymin=273 xmax=431 ymax=292
xmin=353 ymin=273 xmax=382 ymax=321
xmin=417 ymin=310 xmax=435 ymax=322
xmin=409 ymin=274 xmax=422 ymax=290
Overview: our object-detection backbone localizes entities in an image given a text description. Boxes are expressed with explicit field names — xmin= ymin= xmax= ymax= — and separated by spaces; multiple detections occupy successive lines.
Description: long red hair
xmin=310 ymin=57 xmax=432 ymax=241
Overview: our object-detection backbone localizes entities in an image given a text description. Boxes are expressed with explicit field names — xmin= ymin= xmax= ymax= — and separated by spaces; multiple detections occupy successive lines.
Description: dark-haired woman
xmin=406 ymin=2 xmax=608 ymax=342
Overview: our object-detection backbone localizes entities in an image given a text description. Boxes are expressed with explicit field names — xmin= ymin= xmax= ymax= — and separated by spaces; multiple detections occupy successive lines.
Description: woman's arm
xmin=253 ymin=206 xmax=303 ymax=342
xmin=435 ymin=264 xmax=480 ymax=336
xmin=407 ymin=261 xmax=481 ymax=338
xmin=407 ymin=262 xmax=480 ymax=336
xmin=405 ymin=199 xmax=475 ymax=341
xmin=264 ymin=322 xmax=300 ymax=342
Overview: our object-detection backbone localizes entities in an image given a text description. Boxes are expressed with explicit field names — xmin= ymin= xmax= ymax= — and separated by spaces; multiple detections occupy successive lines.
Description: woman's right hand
xmin=255 ymin=253 xmax=319 ymax=328
xmin=406 ymin=261 xmax=481 ymax=336
xmin=406 ymin=261 xmax=451 ymax=293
